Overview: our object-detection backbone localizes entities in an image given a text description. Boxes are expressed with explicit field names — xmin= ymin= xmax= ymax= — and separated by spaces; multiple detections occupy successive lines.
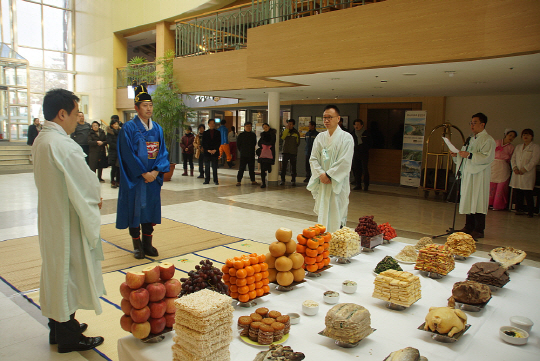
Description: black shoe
xmin=131 ymin=237 xmax=145 ymax=259
xmin=50 ymin=323 xmax=88 ymax=344
xmin=214 ymin=182 xmax=219 ymax=185
xmin=236 ymin=182 xmax=241 ymax=186
xmin=197 ymin=175 xmax=204 ymax=179
xmin=303 ymin=178 xmax=309 ymax=183
xmin=98 ymin=179 xmax=105 ymax=183
xmin=291 ymin=182 xmax=296 ymax=187
xmin=279 ymin=181 xmax=284 ymax=186
xmin=142 ymin=234 xmax=158 ymax=257
xmin=515 ymin=211 xmax=526 ymax=215
xmin=353 ymin=186 xmax=362 ymax=190
xmin=261 ymin=184 xmax=266 ymax=188
xmin=203 ymin=181 xmax=210 ymax=184
xmin=527 ymin=213 xmax=534 ymax=218
xmin=58 ymin=335 xmax=104 ymax=353
xmin=470 ymin=230 xmax=484 ymax=240
xmin=364 ymin=187 xmax=369 ymax=192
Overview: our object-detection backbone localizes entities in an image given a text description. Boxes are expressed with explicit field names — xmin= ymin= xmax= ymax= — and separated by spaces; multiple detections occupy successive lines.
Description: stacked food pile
xmin=172 ymin=289 xmax=233 ymax=361
xmin=253 ymin=345 xmax=305 ymax=361
xmin=466 ymin=262 xmax=510 ymax=287
xmin=119 ymin=262 xmax=181 ymax=339
xmin=265 ymin=228 xmax=306 ymax=286
xmin=355 ymin=216 xmax=383 ymax=248
xmin=384 ymin=347 xmax=427 ymax=361
xmin=414 ymin=244 xmax=455 ymax=275
xmin=445 ymin=232 xmax=476 ymax=257
xmin=424 ymin=306 xmax=467 ymax=337
xmin=448 ymin=280 xmax=491 ymax=306
xmin=378 ymin=222 xmax=397 ymax=241
xmin=372 ymin=270 xmax=421 ymax=307
xmin=295 ymin=224 xmax=331 ymax=273
xmin=322 ymin=303 xmax=372 ymax=343
xmin=329 ymin=227 xmax=360 ymax=258
xmin=238 ymin=307 xmax=291 ymax=345
xmin=222 ymin=253 xmax=270 ymax=303
xmin=415 ymin=237 xmax=433 ymax=250
xmin=490 ymin=247 xmax=527 ymax=269
xmin=180 ymin=260 xmax=228 ymax=296
xmin=374 ymin=256 xmax=402 ymax=274
xmin=394 ymin=245 xmax=418 ymax=263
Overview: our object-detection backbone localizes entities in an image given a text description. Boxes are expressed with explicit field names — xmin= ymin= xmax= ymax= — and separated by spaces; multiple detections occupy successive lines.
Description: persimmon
xmin=306 ymin=264 xmax=318 ymax=272
xmin=248 ymin=290 xmax=257 ymax=300
xmin=230 ymin=276 xmax=237 ymax=284
xmin=262 ymin=278 xmax=270 ymax=285
xmin=254 ymin=272 xmax=263 ymax=282
xmin=323 ymin=257 xmax=331 ymax=266
xmin=322 ymin=232 xmax=332 ymax=243
xmin=229 ymin=284 xmax=238 ymax=293
xmin=225 ymin=258 xmax=234 ymax=267
xmin=255 ymin=281 xmax=263 ymax=289
xmin=222 ymin=274 xmax=230 ymax=282
xmin=317 ymin=245 xmax=324 ymax=254
xmin=245 ymin=265 xmax=255 ymax=276
xmin=252 ymin=264 xmax=262 ymax=273
xmin=306 ymin=239 xmax=319 ymax=250
xmin=246 ymin=276 xmax=255 ymax=285
xmin=322 ymin=250 xmax=330 ymax=258
xmin=314 ymin=235 xmax=325 ymax=246
xmin=262 ymin=285 xmax=270 ymax=293
xmin=323 ymin=242 xmax=330 ymax=250
xmin=238 ymin=293 xmax=249 ymax=303
xmin=236 ymin=269 xmax=247 ymax=279
xmin=317 ymin=261 xmax=325 ymax=269
xmin=236 ymin=278 xmax=247 ymax=287
xmin=229 ymin=268 xmax=237 ymax=276
xmin=302 ymin=264 xmax=306 ymax=269
xmin=238 ymin=285 xmax=249 ymax=294
xmin=315 ymin=224 xmax=326 ymax=233
xmin=256 ymin=288 xmax=264 ymax=297
xmin=304 ymin=256 xmax=316 ymax=265
xmin=233 ymin=260 xmax=244 ymax=270
xmin=230 ymin=291 xmax=239 ymax=299
xmin=222 ymin=265 xmax=230 ymax=273
xmin=260 ymin=262 xmax=269 ymax=271
xmin=258 ymin=254 xmax=266 ymax=263
xmin=316 ymin=254 xmax=323 ymax=263
xmin=306 ymin=248 xmax=318 ymax=258
xmin=303 ymin=228 xmax=316 ymax=238
xmin=311 ymin=226 xmax=321 ymax=236
xmin=297 ymin=234 xmax=308 ymax=245
xmin=248 ymin=283 xmax=256 ymax=291
xmin=261 ymin=270 xmax=269 ymax=279
xmin=296 ymin=244 xmax=307 ymax=253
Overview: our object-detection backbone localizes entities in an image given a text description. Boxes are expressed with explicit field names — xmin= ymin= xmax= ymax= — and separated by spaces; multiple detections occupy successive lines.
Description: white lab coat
xmin=307 ymin=127 xmax=354 ymax=233
xmin=453 ymin=130 xmax=495 ymax=215
xmin=510 ymin=142 xmax=540 ymax=190
xmin=32 ymin=121 xmax=105 ymax=322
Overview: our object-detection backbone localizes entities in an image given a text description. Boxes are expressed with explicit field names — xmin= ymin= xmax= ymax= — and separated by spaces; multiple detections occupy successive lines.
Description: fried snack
xmin=445 ymin=232 xmax=476 ymax=257
xmin=329 ymin=227 xmax=360 ymax=258
xmin=490 ymin=247 xmax=527 ymax=269
xmin=414 ymin=244 xmax=455 ymax=275
xmin=372 ymin=270 xmax=421 ymax=307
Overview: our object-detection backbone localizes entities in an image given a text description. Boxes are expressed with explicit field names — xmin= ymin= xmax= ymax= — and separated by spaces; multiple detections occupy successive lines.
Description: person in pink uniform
xmin=489 ymin=129 xmax=517 ymax=210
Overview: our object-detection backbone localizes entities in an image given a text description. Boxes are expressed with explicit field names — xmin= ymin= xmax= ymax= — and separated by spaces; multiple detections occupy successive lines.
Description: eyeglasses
xmin=323 ymin=116 xmax=336 ymax=120
xmin=469 ymin=121 xmax=480 ymax=126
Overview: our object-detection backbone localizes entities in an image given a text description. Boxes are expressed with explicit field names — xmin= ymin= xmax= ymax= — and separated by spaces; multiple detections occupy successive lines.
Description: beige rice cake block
xmin=372 ymin=270 xmax=421 ymax=307
xmin=175 ymin=305 xmax=234 ymax=332
xmin=174 ymin=289 xmax=232 ymax=318
xmin=323 ymin=303 xmax=372 ymax=343
xmin=173 ymin=322 xmax=232 ymax=342
xmin=172 ymin=343 xmax=230 ymax=361
xmin=173 ymin=333 xmax=233 ymax=358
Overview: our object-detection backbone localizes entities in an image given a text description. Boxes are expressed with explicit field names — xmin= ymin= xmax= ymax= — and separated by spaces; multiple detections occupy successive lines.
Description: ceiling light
xmin=380 ymin=80 xmax=387 ymax=83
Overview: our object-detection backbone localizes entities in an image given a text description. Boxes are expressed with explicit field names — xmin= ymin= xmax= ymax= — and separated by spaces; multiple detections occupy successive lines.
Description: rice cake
xmin=323 ymin=303 xmax=372 ymax=343
xmin=372 ymin=269 xmax=421 ymax=307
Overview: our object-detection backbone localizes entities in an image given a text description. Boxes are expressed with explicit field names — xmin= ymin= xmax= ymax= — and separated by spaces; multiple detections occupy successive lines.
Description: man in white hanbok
xmin=308 ymin=105 xmax=355 ymax=233
xmin=451 ymin=112 xmax=496 ymax=240
xmin=32 ymin=89 xmax=105 ymax=353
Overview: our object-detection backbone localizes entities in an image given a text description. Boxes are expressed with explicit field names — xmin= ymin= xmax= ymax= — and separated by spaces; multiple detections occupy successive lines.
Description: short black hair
xmin=208 ymin=118 xmax=215 ymax=124
xmin=521 ymin=128 xmax=534 ymax=138
xmin=354 ymin=119 xmax=364 ymax=126
xmin=198 ymin=124 xmax=205 ymax=130
xmin=324 ymin=104 xmax=340 ymax=115
xmin=42 ymin=89 xmax=80 ymax=121
xmin=244 ymin=122 xmax=252 ymax=126
xmin=221 ymin=119 xmax=226 ymax=125
xmin=92 ymin=121 xmax=100 ymax=127
xmin=111 ymin=115 xmax=119 ymax=120
xmin=288 ymin=119 xmax=295 ymax=125
xmin=309 ymin=120 xmax=316 ymax=126
xmin=186 ymin=125 xmax=192 ymax=131
xmin=231 ymin=126 xmax=235 ymax=131
xmin=110 ymin=119 xmax=119 ymax=127
xmin=472 ymin=112 xmax=488 ymax=125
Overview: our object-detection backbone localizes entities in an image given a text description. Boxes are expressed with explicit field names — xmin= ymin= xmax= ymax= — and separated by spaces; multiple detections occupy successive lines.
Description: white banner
xmin=400 ymin=111 xmax=426 ymax=187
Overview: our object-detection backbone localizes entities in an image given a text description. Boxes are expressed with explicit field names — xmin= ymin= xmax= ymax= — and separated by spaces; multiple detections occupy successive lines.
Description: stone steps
xmin=0 ymin=145 xmax=33 ymax=171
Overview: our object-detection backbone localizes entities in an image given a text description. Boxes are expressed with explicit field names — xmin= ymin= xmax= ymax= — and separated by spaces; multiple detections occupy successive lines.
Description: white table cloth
xmin=118 ymin=238 xmax=540 ymax=361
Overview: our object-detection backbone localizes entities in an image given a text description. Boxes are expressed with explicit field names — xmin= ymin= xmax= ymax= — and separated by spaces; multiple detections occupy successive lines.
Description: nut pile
xmin=415 ymin=237 xmax=433 ymax=250
xmin=372 ymin=270 xmax=421 ymax=307
xmin=394 ymin=245 xmax=418 ymax=263
xmin=445 ymin=232 xmax=476 ymax=257
xmin=329 ymin=227 xmax=360 ymax=258
xmin=414 ymin=244 xmax=455 ymax=275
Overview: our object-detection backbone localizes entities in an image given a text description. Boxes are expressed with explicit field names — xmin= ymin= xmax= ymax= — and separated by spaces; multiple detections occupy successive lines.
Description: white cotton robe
xmin=453 ymin=129 xmax=496 ymax=215
xmin=32 ymin=121 xmax=105 ymax=322
xmin=307 ymin=127 xmax=354 ymax=233
xmin=509 ymin=142 xmax=540 ymax=191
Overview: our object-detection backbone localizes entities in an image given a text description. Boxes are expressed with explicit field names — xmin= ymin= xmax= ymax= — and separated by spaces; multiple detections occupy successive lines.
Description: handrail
xmin=116 ymin=62 xmax=156 ymax=88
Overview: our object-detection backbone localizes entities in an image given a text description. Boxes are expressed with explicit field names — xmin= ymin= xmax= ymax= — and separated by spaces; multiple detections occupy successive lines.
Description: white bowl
xmin=342 ymin=280 xmax=357 ymax=294
xmin=323 ymin=291 xmax=340 ymax=304
xmin=499 ymin=326 xmax=529 ymax=345
xmin=510 ymin=316 xmax=534 ymax=333
xmin=302 ymin=300 xmax=319 ymax=316
xmin=287 ymin=312 xmax=300 ymax=325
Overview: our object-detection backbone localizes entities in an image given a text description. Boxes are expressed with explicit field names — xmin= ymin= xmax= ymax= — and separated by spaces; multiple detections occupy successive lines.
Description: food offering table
xmin=117 ymin=239 xmax=540 ymax=361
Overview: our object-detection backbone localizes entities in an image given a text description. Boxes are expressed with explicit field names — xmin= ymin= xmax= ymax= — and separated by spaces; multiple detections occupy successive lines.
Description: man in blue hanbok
xmin=116 ymin=82 xmax=170 ymax=259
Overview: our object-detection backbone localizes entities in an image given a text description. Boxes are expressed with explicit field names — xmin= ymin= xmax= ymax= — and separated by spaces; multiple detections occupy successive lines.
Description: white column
xmin=267 ymin=91 xmax=280 ymax=184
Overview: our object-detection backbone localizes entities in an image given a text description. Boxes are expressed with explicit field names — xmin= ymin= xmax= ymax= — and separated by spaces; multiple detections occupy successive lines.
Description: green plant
xmin=126 ymin=56 xmax=155 ymax=85
xmin=151 ymin=49 xmax=193 ymax=162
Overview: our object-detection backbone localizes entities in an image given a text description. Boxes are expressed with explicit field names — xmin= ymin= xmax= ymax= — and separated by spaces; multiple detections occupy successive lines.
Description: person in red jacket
xmin=180 ymin=126 xmax=195 ymax=176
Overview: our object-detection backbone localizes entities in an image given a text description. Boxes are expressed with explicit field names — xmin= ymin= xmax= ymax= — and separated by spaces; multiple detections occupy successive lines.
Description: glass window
xmin=16 ymin=0 xmax=43 ymax=48
xmin=4 ymin=67 xmax=16 ymax=85
xmin=29 ymin=69 xmax=44 ymax=93
xmin=44 ymin=50 xmax=72 ymax=70
xmin=44 ymin=71 xmax=73 ymax=91
xmin=43 ymin=6 xmax=71 ymax=51
xmin=17 ymin=47 xmax=43 ymax=67
xmin=30 ymin=93 xmax=43 ymax=119
xmin=43 ymin=0 xmax=71 ymax=8
xmin=18 ymin=89 xmax=28 ymax=104
xmin=1 ymin=0 xmax=11 ymax=44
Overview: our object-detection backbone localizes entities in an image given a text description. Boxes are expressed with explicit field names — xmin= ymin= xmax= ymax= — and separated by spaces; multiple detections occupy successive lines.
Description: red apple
xmin=130 ymin=305 xmax=150 ymax=323
xmin=121 ymin=298 xmax=133 ymax=315
xmin=165 ymin=297 xmax=176 ymax=314
xmin=131 ymin=321 xmax=151 ymax=339
xmin=149 ymin=300 xmax=167 ymax=319
xmin=149 ymin=317 xmax=166 ymax=334
xmin=129 ymin=288 xmax=149 ymax=309
xmin=164 ymin=279 xmax=182 ymax=298
xmin=159 ymin=262 xmax=175 ymax=280
xmin=126 ymin=271 xmax=146 ymax=289
xmin=165 ymin=312 xmax=175 ymax=328
xmin=146 ymin=282 xmax=166 ymax=302
xmin=120 ymin=315 xmax=133 ymax=332
xmin=142 ymin=265 xmax=161 ymax=284
xmin=120 ymin=282 xmax=132 ymax=299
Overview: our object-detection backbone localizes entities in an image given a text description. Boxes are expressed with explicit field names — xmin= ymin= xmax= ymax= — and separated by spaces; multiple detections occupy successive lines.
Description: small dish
xmin=302 ymin=300 xmax=319 ymax=316
xmin=287 ymin=312 xmax=300 ymax=325
xmin=499 ymin=326 xmax=529 ymax=345
xmin=510 ymin=316 xmax=533 ymax=333
xmin=323 ymin=291 xmax=340 ymax=304
xmin=342 ymin=280 xmax=357 ymax=294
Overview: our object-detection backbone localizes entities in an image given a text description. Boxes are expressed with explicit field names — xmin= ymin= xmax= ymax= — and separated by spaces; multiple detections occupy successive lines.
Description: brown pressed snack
xmin=276 ymin=315 xmax=289 ymax=324
xmin=262 ymin=317 xmax=275 ymax=325
xmin=268 ymin=310 xmax=282 ymax=319
xmin=255 ymin=307 xmax=269 ymax=317
xmin=238 ymin=316 xmax=253 ymax=326
xmin=250 ymin=321 xmax=263 ymax=330
xmin=271 ymin=322 xmax=285 ymax=331
xmin=259 ymin=324 xmax=275 ymax=333
xmin=250 ymin=313 xmax=263 ymax=322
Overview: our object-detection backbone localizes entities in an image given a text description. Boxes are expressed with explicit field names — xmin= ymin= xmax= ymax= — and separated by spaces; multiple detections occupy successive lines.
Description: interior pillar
xmin=268 ymin=91 xmax=280 ymax=185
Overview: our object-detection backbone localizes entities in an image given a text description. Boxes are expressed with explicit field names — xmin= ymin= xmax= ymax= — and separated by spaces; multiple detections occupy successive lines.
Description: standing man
xmin=70 ymin=111 xmax=91 ymax=164
xmin=351 ymin=119 xmax=371 ymax=191
xmin=217 ymin=119 xmax=235 ymax=168
xmin=236 ymin=122 xmax=259 ymax=186
xmin=280 ymin=119 xmax=300 ymax=186
xmin=451 ymin=112 xmax=496 ymax=239
xmin=307 ymin=105 xmax=354 ymax=233
xmin=303 ymin=120 xmax=319 ymax=182
xmin=202 ymin=118 xmax=221 ymax=185
xmin=32 ymin=89 xmax=104 ymax=353
xmin=116 ymin=83 xmax=170 ymax=259
xmin=27 ymin=117 xmax=41 ymax=145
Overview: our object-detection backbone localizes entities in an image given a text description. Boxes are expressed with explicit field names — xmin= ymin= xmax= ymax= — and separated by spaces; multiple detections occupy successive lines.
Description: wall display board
xmin=315 ymin=116 xmax=326 ymax=133
xmin=298 ymin=116 xmax=311 ymax=137
xmin=400 ymin=111 xmax=427 ymax=187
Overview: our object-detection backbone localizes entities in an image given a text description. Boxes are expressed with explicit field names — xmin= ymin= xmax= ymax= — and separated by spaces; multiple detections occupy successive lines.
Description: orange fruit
xmin=304 ymin=256 xmax=316 ymax=265
xmin=260 ymin=263 xmax=269 ymax=271
xmin=323 ymin=242 xmax=329 ymax=250
xmin=252 ymin=264 xmax=261 ymax=273
xmin=246 ymin=276 xmax=255 ymax=285
xmin=306 ymin=264 xmax=318 ymax=272
xmin=323 ymin=250 xmax=330 ymax=258
xmin=297 ymin=234 xmax=308 ymax=245
xmin=238 ymin=285 xmax=249 ymax=294
xmin=256 ymin=288 xmax=264 ymax=297
xmin=262 ymin=285 xmax=270 ymax=293
xmin=229 ymin=276 xmax=237 ymax=285
xmin=248 ymin=290 xmax=257 ymax=300
xmin=317 ymin=245 xmax=324 ymax=254
xmin=258 ymin=254 xmax=266 ymax=263
xmin=229 ymin=284 xmax=238 ymax=293
xmin=255 ymin=281 xmax=263 ymax=289
xmin=222 ymin=274 xmax=230 ymax=282
xmin=317 ymin=261 xmax=324 ymax=269
xmin=261 ymin=271 xmax=269 ymax=279
xmin=236 ymin=269 xmax=247 ymax=279
xmin=236 ymin=278 xmax=247 ymax=287
xmin=229 ymin=268 xmax=237 ymax=276
xmin=230 ymin=291 xmax=239 ymax=299
xmin=238 ymin=293 xmax=249 ymax=303
xmin=242 ymin=258 xmax=251 ymax=268
xmin=296 ymin=244 xmax=306 ymax=253
xmin=249 ymin=256 xmax=258 ymax=265
xmin=315 ymin=224 xmax=326 ymax=233
xmin=234 ymin=256 xmax=241 ymax=261
xmin=262 ymin=278 xmax=270 ymax=285
xmin=306 ymin=248 xmax=318 ymax=258
xmin=303 ymin=228 xmax=316 ymax=238
xmin=233 ymin=260 xmax=244 ymax=270
xmin=245 ymin=266 xmax=255 ymax=276
xmin=323 ymin=257 xmax=330 ymax=266
xmin=316 ymin=254 xmax=323 ymax=263
xmin=226 ymin=258 xmax=234 ymax=267
xmin=306 ymin=239 xmax=319 ymax=250
xmin=222 ymin=265 xmax=230 ymax=273
xmin=248 ymin=283 xmax=256 ymax=291
xmin=254 ymin=272 xmax=263 ymax=282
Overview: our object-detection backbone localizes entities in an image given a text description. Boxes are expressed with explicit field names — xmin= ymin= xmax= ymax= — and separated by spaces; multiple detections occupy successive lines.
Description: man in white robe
xmin=32 ymin=89 xmax=105 ymax=353
xmin=451 ymin=112 xmax=496 ymax=239
xmin=307 ymin=105 xmax=355 ymax=232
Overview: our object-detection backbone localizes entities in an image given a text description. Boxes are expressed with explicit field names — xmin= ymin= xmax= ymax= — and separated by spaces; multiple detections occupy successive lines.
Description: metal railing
xmin=117 ymin=62 xmax=156 ymax=88
xmin=175 ymin=0 xmax=380 ymax=57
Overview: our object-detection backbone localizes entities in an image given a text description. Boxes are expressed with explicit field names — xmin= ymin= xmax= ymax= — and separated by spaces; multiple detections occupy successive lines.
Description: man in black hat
xmin=116 ymin=82 xmax=170 ymax=259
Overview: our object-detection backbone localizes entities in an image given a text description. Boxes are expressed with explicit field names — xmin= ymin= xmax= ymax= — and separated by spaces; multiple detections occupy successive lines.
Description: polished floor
xmin=1 ymin=165 xmax=539 ymax=360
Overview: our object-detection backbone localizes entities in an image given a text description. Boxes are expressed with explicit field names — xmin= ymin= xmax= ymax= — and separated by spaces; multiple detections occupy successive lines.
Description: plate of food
xmin=240 ymin=333 xmax=289 ymax=347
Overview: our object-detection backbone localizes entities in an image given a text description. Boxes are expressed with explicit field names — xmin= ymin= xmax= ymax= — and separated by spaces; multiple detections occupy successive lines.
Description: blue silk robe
xmin=116 ymin=116 xmax=170 ymax=229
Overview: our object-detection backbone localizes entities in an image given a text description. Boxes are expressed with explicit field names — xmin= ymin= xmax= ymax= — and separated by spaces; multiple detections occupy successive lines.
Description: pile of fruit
xmin=267 ymin=228 xmax=306 ymax=286
xmin=295 ymin=224 xmax=331 ymax=273
xmin=179 ymin=259 xmax=228 ymax=297
xmin=378 ymin=222 xmax=397 ymax=241
xmin=355 ymin=216 xmax=381 ymax=237
xmin=119 ymin=262 xmax=181 ymax=339
xmin=222 ymin=253 xmax=270 ymax=303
